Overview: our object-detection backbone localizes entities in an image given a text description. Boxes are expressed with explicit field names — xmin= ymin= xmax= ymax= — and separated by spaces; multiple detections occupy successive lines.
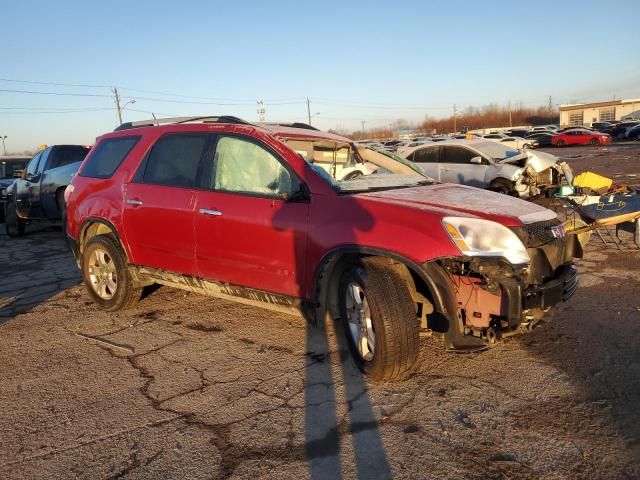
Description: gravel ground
xmin=0 ymin=143 xmax=639 ymax=479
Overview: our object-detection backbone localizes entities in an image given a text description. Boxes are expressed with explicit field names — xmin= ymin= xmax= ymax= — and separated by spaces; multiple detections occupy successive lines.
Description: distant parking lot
xmin=1 ymin=144 xmax=639 ymax=479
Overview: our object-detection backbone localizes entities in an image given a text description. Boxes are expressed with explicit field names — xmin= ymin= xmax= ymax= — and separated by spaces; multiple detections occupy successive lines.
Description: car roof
xmin=401 ymin=139 xmax=497 ymax=155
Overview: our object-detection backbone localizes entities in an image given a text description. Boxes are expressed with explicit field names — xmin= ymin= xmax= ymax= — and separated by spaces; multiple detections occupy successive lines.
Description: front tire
xmin=82 ymin=234 xmax=142 ymax=311
xmin=5 ymin=202 xmax=26 ymax=237
xmin=556 ymin=139 xmax=566 ymax=148
xmin=488 ymin=178 xmax=517 ymax=196
xmin=589 ymin=138 xmax=599 ymax=146
xmin=338 ymin=257 xmax=419 ymax=381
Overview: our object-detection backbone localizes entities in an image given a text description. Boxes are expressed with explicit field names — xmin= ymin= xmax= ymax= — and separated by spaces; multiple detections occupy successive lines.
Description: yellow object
xmin=38 ymin=144 xmax=48 ymax=151
xmin=572 ymin=171 xmax=612 ymax=192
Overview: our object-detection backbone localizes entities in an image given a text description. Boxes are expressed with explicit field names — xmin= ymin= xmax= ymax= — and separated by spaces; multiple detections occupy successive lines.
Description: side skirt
xmin=131 ymin=266 xmax=307 ymax=318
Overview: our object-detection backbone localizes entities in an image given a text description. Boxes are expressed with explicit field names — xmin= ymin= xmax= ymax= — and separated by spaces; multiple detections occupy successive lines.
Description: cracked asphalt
xmin=1 ymin=144 xmax=639 ymax=479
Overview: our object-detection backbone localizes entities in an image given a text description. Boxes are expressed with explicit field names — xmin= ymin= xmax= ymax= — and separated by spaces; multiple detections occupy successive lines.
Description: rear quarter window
xmin=48 ymin=146 xmax=90 ymax=170
xmin=80 ymin=136 xmax=140 ymax=179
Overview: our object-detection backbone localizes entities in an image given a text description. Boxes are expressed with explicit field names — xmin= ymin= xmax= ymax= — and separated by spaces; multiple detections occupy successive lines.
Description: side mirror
xmin=470 ymin=156 xmax=483 ymax=165
xmin=280 ymin=188 xmax=309 ymax=203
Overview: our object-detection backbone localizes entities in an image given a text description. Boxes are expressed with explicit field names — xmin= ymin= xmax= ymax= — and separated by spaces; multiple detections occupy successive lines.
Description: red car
xmin=552 ymin=129 xmax=612 ymax=147
xmin=65 ymin=117 xmax=580 ymax=380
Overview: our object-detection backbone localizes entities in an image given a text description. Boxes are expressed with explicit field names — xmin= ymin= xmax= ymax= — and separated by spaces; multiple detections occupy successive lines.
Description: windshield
xmin=282 ymin=137 xmax=433 ymax=193
xmin=471 ymin=141 xmax=520 ymax=160
xmin=0 ymin=160 xmax=28 ymax=179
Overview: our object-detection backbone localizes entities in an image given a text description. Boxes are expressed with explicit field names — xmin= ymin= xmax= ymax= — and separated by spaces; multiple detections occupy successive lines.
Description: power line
xmin=0 ymin=88 xmax=113 ymax=98
xmin=0 ymin=77 xmax=303 ymax=104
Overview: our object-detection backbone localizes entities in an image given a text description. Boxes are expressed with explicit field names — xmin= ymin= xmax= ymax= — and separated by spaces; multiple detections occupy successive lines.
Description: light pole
xmin=309 ymin=112 xmax=320 ymax=125
xmin=0 ymin=136 xmax=7 ymax=156
xmin=112 ymin=86 xmax=136 ymax=125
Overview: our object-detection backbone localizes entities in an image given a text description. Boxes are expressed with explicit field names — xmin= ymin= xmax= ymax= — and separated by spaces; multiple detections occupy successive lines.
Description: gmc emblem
xmin=549 ymin=225 xmax=566 ymax=238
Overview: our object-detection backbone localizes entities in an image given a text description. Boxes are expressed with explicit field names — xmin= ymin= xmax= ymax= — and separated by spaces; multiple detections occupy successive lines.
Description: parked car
xmin=402 ymin=140 xmax=571 ymax=198
xmin=603 ymin=121 xmax=640 ymax=138
xmin=0 ymin=155 xmax=31 ymax=223
xmin=452 ymin=133 xmax=482 ymax=140
xmin=396 ymin=140 xmax=432 ymax=157
xmin=505 ymin=129 xmax=530 ymax=138
xmin=523 ymin=132 xmax=555 ymax=147
xmin=530 ymin=126 xmax=559 ymax=133
xmin=65 ymin=116 xmax=580 ymax=381
xmin=626 ymin=124 xmax=640 ymax=140
xmin=4 ymin=145 xmax=90 ymax=236
xmin=481 ymin=133 xmax=538 ymax=150
xmin=591 ymin=121 xmax=613 ymax=131
xmin=551 ymin=129 xmax=612 ymax=147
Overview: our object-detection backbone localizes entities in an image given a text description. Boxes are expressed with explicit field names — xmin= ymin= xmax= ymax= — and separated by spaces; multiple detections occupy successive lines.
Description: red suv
xmin=66 ymin=116 xmax=580 ymax=380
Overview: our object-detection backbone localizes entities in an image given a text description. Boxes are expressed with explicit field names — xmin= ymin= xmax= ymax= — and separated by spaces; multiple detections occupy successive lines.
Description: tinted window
xmin=26 ymin=152 xmax=42 ymax=176
xmin=441 ymin=146 xmax=478 ymax=164
xmin=141 ymin=134 xmax=208 ymax=188
xmin=48 ymin=146 xmax=90 ymax=170
xmin=213 ymin=136 xmax=298 ymax=197
xmin=81 ymin=137 xmax=140 ymax=178
xmin=410 ymin=146 xmax=439 ymax=163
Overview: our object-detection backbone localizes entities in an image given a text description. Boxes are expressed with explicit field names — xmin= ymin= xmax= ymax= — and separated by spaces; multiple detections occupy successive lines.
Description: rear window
xmin=140 ymin=134 xmax=208 ymax=188
xmin=48 ymin=146 xmax=90 ymax=170
xmin=80 ymin=136 xmax=140 ymax=179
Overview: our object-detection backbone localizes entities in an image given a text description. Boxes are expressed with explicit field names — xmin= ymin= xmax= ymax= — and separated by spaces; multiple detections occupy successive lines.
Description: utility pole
xmin=306 ymin=97 xmax=311 ymax=125
xmin=453 ymin=104 xmax=457 ymax=133
xmin=112 ymin=87 xmax=123 ymax=125
xmin=548 ymin=95 xmax=553 ymax=113
xmin=361 ymin=120 xmax=366 ymax=137
xmin=0 ymin=136 xmax=7 ymax=155
xmin=508 ymin=100 xmax=512 ymax=127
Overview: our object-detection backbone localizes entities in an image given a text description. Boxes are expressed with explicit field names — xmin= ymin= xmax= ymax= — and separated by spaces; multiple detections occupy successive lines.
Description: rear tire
xmin=5 ymin=202 xmax=26 ymax=237
xmin=82 ymin=234 xmax=142 ymax=311
xmin=338 ymin=257 xmax=419 ymax=381
xmin=556 ymin=139 xmax=566 ymax=148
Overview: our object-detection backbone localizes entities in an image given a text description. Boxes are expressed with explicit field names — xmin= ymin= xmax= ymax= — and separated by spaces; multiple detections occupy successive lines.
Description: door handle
xmin=199 ymin=208 xmax=222 ymax=216
xmin=126 ymin=198 xmax=143 ymax=206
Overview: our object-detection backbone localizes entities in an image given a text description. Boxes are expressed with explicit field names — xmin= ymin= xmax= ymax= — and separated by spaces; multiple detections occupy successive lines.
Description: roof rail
xmin=259 ymin=122 xmax=320 ymax=131
xmin=114 ymin=115 xmax=251 ymax=131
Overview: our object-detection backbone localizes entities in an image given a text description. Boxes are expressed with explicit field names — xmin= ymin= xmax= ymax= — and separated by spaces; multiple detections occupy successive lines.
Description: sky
xmin=1 ymin=0 xmax=639 ymax=152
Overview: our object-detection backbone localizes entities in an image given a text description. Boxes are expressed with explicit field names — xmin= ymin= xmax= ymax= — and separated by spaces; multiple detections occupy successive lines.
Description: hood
xmin=498 ymin=149 xmax=559 ymax=172
xmin=359 ymin=183 xmax=557 ymax=226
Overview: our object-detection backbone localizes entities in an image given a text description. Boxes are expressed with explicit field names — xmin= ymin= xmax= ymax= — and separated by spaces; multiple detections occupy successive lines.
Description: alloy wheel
xmin=345 ymin=282 xmax=375 ymax=361
xmin=87 ymin=248 xmax=117 ymax=300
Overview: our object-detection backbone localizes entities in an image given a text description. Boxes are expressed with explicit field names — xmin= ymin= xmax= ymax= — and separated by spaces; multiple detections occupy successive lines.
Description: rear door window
xmin=80 ymin=137 xmax=140 ymax=179
xmin=138 ymin=134 xmax=208 ymax=188
xmin=409 ymin=146 xmax=439 ymax=163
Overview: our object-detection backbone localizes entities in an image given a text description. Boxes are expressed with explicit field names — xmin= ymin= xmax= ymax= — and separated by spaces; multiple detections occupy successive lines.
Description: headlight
xmin=442 ymin=217 xmax=530 ymax=265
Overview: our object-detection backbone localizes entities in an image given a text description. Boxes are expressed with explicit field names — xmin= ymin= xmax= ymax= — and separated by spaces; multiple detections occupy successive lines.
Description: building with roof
xmin=559 ymin=98 xmax=640 ymax=127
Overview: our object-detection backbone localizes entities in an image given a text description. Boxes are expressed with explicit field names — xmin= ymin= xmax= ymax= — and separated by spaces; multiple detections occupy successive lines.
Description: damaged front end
xmin=426 ymin=218 xmax=581 ymax=351
xmin=503 ymin=150 xmax=573 ymax=198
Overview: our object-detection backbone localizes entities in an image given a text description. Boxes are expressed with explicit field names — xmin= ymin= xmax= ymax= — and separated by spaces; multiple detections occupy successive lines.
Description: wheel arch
xmin=79 ymin=217 xmax=128 ymax=262
xmin=309 ymin=245 xmax=451 ymax=329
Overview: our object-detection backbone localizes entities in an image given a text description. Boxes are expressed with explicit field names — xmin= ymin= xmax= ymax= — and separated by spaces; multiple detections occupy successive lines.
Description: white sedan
xmin=481 ymin=133 xmax=538 ymax=150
